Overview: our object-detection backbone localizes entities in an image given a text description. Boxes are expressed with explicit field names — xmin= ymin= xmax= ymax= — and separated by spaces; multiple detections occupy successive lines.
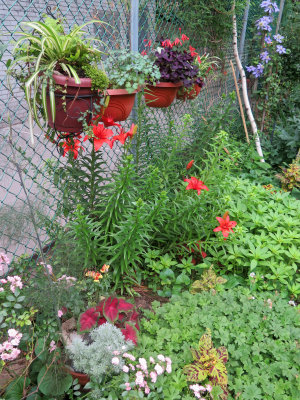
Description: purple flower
xmin=246 ymin=65 xmax=256 ymax=73
xmin=255 ymin=16 xmax=273 ymax=31
xmin=265 ymin=36 xmax=272 ymax=44
xmin=260 ymin=51 xmax=271 ymax=63
xmin=260 ymin=1 xmax=279 ymax=14
xmin=273 ymin=34 xmax=284 ymax=43
xmin=276 ymin=45 xmax=286 ymax=54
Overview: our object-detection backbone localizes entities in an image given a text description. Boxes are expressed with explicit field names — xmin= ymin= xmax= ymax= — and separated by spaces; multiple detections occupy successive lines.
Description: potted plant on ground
xmin=100 ymin=49 xmax=161 ymax=121
xmin=143 ymin=32 xmax=199 ymax=107
xmin=177 ymin=52 xmax=219 ymax=100
xmin=7 ymin=17 xmax=109 ymax=138
xmin=63 ymin=296 xmax=139 ymax=386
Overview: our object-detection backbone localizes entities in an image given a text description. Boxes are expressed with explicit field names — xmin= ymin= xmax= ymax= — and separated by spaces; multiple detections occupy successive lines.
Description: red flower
xmin=197 ymin=55 xmax=201 ymax=64
xmin=186 ymin=160 xmax=194 ymax=170
xmin=162 ymin=39 xmax=173 ymax=48
xmin=141 ymin=50 xmax=147 ymax=56
xmin=62 ymin=139 xmax=83 ymax=160
xmin=213 ymin=212 xmax=237 ymax=240
xmin=181 ymin=33 xmax=189 ymax=42
xmin=189 ymin=45 xmax=198 ymax=57
xmin=101 ymin=116 xmax=121 ymax=128
xmin=112 ymin=123 xmax=137 ymax=145
xmin=146 ymin=39 xmax=152 ymax=47
xmin=184 ymin=177 xmax=209 ymax=195
xmin=85 ymin=123 xmax=114 ymax=152
xmin=173 ymin=37 xmax=182 ymax=46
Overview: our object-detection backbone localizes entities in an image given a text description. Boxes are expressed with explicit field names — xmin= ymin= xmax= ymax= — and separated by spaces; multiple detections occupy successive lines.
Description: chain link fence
xmin=0 ymin=0 xmax=262 ymax=260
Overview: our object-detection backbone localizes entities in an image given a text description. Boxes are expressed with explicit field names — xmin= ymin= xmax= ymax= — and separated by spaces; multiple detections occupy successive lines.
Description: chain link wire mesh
xmin=0 ymin=0 xmax=262 ymax=261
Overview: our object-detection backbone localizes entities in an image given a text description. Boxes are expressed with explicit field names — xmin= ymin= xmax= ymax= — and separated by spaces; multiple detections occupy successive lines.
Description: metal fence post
xmin=130 ymin=0 xmax=139 ymax=159
xmin=236 ymin=0 xmax=250 ymax=79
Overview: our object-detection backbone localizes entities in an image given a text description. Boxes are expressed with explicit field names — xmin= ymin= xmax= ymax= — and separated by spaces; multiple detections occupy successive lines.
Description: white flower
xmin=166 ymin=363 xmax=172 ymax=373
xmin=288 ymin=300 xmax=296 ymax=307
xmin=8 ymin=329 xmax=19 ymax=338
xmin=249 ymin=272 xmax=256 ymax=278
xmin=150 ymin=371 xmax=157 ymax=383
xmin=157 ymin=354 xmax=165 ymax=362
xmin=122 ymin=365 xmax=129 ymax=373
xmin=154 ymin=364 xmax=164 ymax=375
xmin=139 ymin=357 xmax=148 ymax=371
xmin=111 ymin=357 xmax=120 ymax=365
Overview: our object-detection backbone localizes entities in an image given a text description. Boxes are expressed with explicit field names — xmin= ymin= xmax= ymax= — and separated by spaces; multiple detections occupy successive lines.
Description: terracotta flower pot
xmin=144 ymin=82 xmax=182 ymax=108
xmin=64 ymin=366 xmax=90 ymax=386
xmin=47 ymin=74 xmax=101 ymax=133
xmin=176 ymin=83 xmax=202 ymax=101
xmin=102 ymin=88 xmax=138 ymax=122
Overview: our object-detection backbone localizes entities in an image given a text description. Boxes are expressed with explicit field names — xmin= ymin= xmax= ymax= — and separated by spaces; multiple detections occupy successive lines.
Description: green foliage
xmin=183 ymin=329 xmax=228 ymax=399
xmin=82 ymin=64 xmax=109 ymax=91
xmin=140 ymin=289 xmax=300 ymax=399
xmin=103 ymin=50 xmax=161 ymax=92
xmin=190 ymin=266 xmax=227 ymax=294
xmin=205 ymin=177 xmax=300 ymax=299
xmin=7 ymin=17 xmax=105 ymax=129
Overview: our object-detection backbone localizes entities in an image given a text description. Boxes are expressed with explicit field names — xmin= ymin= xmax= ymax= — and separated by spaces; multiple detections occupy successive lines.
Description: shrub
xmin=140 ymin=288 xmax=300 ymax=400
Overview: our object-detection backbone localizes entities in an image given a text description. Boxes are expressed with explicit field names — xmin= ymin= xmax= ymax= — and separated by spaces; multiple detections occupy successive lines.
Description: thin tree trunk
xmin=232 ymin=1 xmax=265 ymax=162
xmin=276 ymin=0 xmax=285 ymax=34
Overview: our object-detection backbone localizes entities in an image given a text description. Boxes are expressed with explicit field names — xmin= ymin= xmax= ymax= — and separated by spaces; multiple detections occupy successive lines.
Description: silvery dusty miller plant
xmin=66 ymin=323 xmax=134 ymax=381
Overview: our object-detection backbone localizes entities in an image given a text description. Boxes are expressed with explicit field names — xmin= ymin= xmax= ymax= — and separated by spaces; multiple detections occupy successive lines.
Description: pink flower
xmin=206 ymin=384 xmax=212 ymax=392
xmin=135 ymin=371 xmax=145 ymax=387
xmin=145 ymin=385 xmax=150 ymax=394
xmin=57 ymin=309 xmax=64 ymax=318
xmin=113 ymin=350 xmax=120 ymax=355
xmin=0 ymin=279 xmax=7 ymax=284
xmin=49 ymin=340 xmax=57 ymax=353
xmin=8 ymin=329 xmax=18 ymax=338
xmin=129 ymin=363 xmax=135 ymax=371
xmin=149 ymin=356 xmax=155 ymax=364
xmin=10 ymin=337 xmax=21 ymax=347
xmin=111 ymin=357 xmax=120 ymax=365
xmin=123 ymin=365 xmax=129 ymax=373
xmin=154 ymin=364 xmax=164 ymax=375
xmin=166 ymin=363 xmax=172 ymax=373
xmin=2 ymin=341 xmax=13 ymax=351
xmin=123 ymin=353 xmax=136 ymax=361
xmin=139 ymin=357 xmax=148 ymax=372
xmin=125 ymin=382 xmax=131 ymax=391
xmin=157 ymin=354 xmax=165 ymax=362
xmin=150 ymin=371 xmax=157 ymax=383
xmin=0 ymin=288 xmax=3 ymax=292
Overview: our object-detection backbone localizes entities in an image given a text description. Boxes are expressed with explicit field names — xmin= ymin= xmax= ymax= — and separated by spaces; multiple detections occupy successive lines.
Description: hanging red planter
xmin=144 ymin=82 xmax=182 ymax=108
xmin=102 ymin=88 xmax=138 ymax=122
xmin=46 ymin=74 xmax=100 ymax=133
xmin=176 ymin=83 xmax=202 ymax=101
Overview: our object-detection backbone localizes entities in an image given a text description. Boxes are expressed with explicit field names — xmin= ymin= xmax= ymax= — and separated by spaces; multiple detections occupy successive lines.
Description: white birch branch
xmin=232 ymin=0 xmax=265 ymax=162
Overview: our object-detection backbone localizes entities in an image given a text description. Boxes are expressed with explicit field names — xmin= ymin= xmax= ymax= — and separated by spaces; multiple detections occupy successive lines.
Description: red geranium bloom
xmin=213 ymin=212 xmax=237 ymax=240
xmin=184 ymin=177 xmax=209 ymax=195
xmin=85 ymin=123 xmax=113 ymax=152
xmin=62 ymin=138 xmax=83 ymax=160
xmin=186 ymin=160 xmax=194 ymax=170
xmin=181 ymin=33 xmax=189 ymax=42
xmin=162 ymin=39 xmax=173 ymax=48
xmin=141 ymin=50 xmax=147 ymax=56
xmin=101 ymin=116 xmax=121 ymax=128
xmin=173 ymin=37 xmax=182 ymax=46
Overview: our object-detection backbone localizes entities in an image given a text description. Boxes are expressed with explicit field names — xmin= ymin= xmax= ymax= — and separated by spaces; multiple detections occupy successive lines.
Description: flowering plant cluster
xmin=56 ymin=119 xmax=138 ymax=159
xmin=116 ymin=353 xmax=172 ymax=396
xmin=85 ymin=263 xmax=110 ymax=282
xmin=183 ymin=162 xmax=237 ymax=240
xmin=0 ymin=329 xmax=22 ymax=362
xmin=142 ymin=30 xmax=204 ymax=88
xmin=246 ymin=1 xmax=287 ymax=78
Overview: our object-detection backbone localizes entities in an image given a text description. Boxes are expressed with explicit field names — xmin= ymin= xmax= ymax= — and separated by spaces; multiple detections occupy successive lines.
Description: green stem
xmin=88 ymin=145 xmax=97 ymax=211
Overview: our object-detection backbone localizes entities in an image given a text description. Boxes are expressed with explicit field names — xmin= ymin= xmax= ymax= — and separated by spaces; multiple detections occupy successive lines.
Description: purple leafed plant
xmin=154 ymin=45 xmax=202 ymax=88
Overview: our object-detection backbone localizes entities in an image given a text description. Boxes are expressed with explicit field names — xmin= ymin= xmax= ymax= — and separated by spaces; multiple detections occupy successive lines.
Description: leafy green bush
xmin=206 ymin=178 xmax=300 ymax=299
xmin=140 ymin=289 xmax=300 ymax=400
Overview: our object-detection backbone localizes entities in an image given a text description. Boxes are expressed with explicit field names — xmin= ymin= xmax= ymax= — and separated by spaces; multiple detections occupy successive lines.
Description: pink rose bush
xmin=114 ymin=353 xmax=172 ymax=396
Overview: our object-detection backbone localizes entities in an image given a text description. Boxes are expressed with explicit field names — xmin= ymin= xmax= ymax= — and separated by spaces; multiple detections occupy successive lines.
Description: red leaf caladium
xmin=79 ymin=296 xmax=139 ymax=345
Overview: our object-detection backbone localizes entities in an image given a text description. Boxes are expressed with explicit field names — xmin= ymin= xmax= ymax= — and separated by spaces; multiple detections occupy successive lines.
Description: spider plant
xmin=7 ymin=17 xmax=106 ymax=143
